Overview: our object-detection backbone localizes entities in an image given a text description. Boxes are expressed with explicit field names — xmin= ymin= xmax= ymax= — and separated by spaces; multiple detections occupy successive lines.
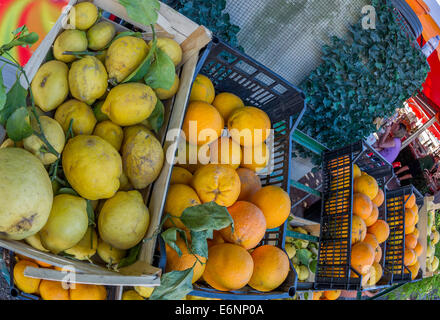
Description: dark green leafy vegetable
xmin=163 ymin=0 xmax=242 ymax=50
xmin=296 ymin=0 xmax=430 ymax=164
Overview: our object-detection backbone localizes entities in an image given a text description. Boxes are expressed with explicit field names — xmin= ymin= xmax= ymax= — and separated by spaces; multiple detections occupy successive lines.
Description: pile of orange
xmin=13 ymin=254 xmax=107 ymax=300
xmin=350 ymin=166 xmax=389 ymax=287
xmin=397 ymin=194 xmax=423 ymax=280
xmin=312 ymin=290 xmax=341 ymax=300
xmin=163 ymin=75 xmax=292 ymax=293
xmin=326 ymin=163 xmax=390 ymax=287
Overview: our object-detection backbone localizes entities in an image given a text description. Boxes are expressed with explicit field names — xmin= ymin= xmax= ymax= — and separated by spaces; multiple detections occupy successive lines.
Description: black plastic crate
xmin=160 ymin=37 xmax=306 ymax=300
xmin=4 ymin=250 xmax=118 ymax=300
xmin=384 ymin=185 xmax=424 ymax=284
xmin=314 ymin=140 xmax=394 ymax=291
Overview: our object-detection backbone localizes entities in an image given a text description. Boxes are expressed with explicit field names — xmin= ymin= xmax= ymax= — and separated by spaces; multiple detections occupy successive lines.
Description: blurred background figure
xmin=374 ymin=122 xmax=408 ymax=164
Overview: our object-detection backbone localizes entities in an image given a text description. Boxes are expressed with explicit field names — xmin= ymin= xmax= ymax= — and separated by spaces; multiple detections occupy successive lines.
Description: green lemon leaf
xmin=297 ymin=249 xmax=312 ymax=266
xmin=147 ymin=99 xmax=164 ymax=134
xmin=161 ymin=227 xmax=189 ymax=257
xmin=122 ymin=38 xmax=156 ymax=83
xmin=149 ymin=268 xmax=194 ymax=300
xmin=118 ymin=0 xmax=160 ymax=26
xmin=0 ymin=80 xmax=27 ymax=126
xmin=1 ymin=32 xmax=38 ymax=51
xmin=12 ymin=26 xmax=28 ymax=36
xmin=144 ymin=47 xmax=175 ymax=90
xmin=180 ymin=202 xmax=234 ymax=233
xmin=86 ymin=200 xmax=95 ymax=227
xmin=117 ymin=243 xmax=142 ymax=269
xmin=6 ymin=107 xmax=32 ymax=142
xmin=189 ymin=230 xmax=212 ymax=258
xmin=92 ymin=101 xmax=109 ymax=122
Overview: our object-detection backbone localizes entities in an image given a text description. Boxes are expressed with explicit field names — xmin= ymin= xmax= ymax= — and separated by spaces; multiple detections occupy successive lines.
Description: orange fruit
xmin=410 ymin=204 xmax=419 ymax=216
xmin=170 ymin=166 xmax=193 ymax=185
xmin=414 ymin=213 xmax=419 ymax=225
xmin=414 ymin=241 xmax=423 ymax=257
xmin=241 ymin=142 xmax=270 ymax=173
xmin=207 ymin=230 xmax=225 ymax=248
xmin=404 ymin=194 xmax=416 ymax=208
xmin=248 ymin=245 xmax=290 ymax=292
xmin=220 ymin=201 xmax=267 ymax=250
xmin=164 ymin=184 xmax=201 ymax=229
xmin=353 ymin=175 xmax=379 ymax=200
xmin=250 ymin=186 xmax=291 ymax=229
xmin=412 ymin=228 xmax=420 ymax=238
xmin=13 ymin=260 xmax=41 ymax=294
xmin=228 ymin=107 xmax=271 ymax=147
xmin=353 ymin=164 xmax=361 ymax=179
xmin=363 ymin=233 xmax=379 ymax=250
xmin=182 ymin=101 xmax=224 ymax=146
xmin=351 ymin=242 xmax=375 ymax=275
xmin=312 ymin=291 xmax=323 ymax=300
xmin=405 ymin=233 xmax=418 ymax=250
xmin=209 ymin=137 xmax=243 ymax=169
xmin=70 ymin=284 xmax=107 ymax=300
xmin=353 ymin=193 xmax=373 ymax=220
xmin=15 ymin=254 xmax=34 ymax=262
xmin=189 ymin=74 xmax=215 ymax=104
xmin=372 ymin=262 xmax=383 ymax=282
xmin=405 ymin=260 xmax=420 ymax=280
xmin=405 ymin=223 xmax=415 ymax=235
xmin=34 ymin=260 xmax=52 ymax=268
xmin=39 ymin=280 xmax=70 ymax=300
xmin=405 ymin=207 xmax=416 ymax=228
xmin=212 ymin=92 xmax=245 ymax=121
xmin=352 ymin=215 xmax=367 ymax=244
xmin=367 ymin=220 xmax=390 ymax=244
xmin=374 ymin=245 xmax=382 ymax=263
xmin=372 ymin=189 xmax=384 ymax=207
xmin=404 ymin=248 xmax=417 ymax=266
xmin=365 ymin=204 xmax=379 ymax=227
xmin=166 ymin=236 xmax=207 ymax=283
xmin=192 ymin=164 xmax=241 ymax=207
xmin=203 ymin=243 xmax=254 ymax=291
xmin=176 ymin=142 xmax=211 ymax=174
xmin=323 ymin=290 xmax=341 ymax=300
xmin=236 ymin=168 xmax=262 ymax=201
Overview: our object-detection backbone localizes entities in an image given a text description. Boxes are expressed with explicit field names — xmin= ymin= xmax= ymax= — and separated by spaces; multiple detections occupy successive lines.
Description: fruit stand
xmin=0 ymin=0 xmax=437 ymax=302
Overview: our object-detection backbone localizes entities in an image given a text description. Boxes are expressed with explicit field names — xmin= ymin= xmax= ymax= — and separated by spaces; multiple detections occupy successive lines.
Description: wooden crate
xmin=0 ymin=0 xmax=211 ymax=289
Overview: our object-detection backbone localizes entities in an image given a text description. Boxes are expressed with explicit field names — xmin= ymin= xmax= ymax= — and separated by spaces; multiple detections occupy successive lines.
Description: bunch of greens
xmin=296 ymin=0 xmax=429 ymax=163
xmin=162 ymin=0 xmax=242 ymax=50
